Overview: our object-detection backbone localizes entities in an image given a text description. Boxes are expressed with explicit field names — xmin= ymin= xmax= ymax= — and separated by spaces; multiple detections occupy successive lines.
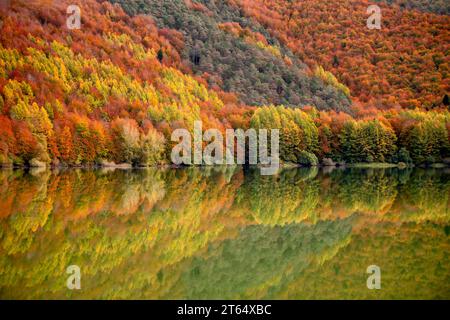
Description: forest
xmin=0 ymin=0 xmax=449 ymax=168
xmin=228 ymin=0 xmax=449 ymax=109
xmin=374 ymin=0 xmax=450 ymax=14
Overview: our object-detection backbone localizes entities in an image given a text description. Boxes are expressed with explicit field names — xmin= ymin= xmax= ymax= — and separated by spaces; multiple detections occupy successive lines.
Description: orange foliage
xmin=228 ymin=0 xmax=450 ymax=109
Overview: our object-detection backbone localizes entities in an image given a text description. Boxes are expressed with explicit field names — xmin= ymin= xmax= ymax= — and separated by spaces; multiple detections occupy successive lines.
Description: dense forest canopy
xmin=228 ymin=0 xmax=449 ymax=110
xmin=109 ymin=0 xmax=352 ymax=110
xmin=374 ymin=0 xmax=450 ymax=15
xmin=0 ymin=0 xmax=448 ymax=168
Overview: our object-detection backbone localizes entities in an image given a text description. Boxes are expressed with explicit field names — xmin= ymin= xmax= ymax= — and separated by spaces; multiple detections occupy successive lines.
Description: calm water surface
xmin=0 ymin=167 xmax=449 ymax=299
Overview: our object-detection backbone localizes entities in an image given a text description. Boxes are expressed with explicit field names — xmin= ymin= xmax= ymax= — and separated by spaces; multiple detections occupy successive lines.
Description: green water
xmin=0 ymin=167 xmax=449 ymax=299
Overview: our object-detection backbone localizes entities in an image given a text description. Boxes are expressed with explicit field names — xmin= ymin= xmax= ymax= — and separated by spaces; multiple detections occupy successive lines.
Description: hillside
xmin=375 ymin=0 xmax=450 ymax=15
xmin=0 ymin=0 xmax=448 ymax=167
xmin=228 ymin=0 xmax=449 ymax=109
xmin=0 ymin=0 xmax=239 ymax=166
xmin=109 ymin=0 xmax=352 ymax=110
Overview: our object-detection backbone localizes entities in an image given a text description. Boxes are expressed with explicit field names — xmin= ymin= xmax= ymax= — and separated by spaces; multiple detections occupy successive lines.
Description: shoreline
xmin=0 ymin=162 xmax=448 ymax=170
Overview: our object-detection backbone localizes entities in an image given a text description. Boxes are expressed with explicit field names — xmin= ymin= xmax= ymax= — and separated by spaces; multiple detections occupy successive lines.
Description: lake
xmin=0 ymin=167 xmax=449 ymax=299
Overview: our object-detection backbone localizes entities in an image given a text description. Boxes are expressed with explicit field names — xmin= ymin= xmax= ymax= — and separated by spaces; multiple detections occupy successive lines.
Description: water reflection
xmin=0 ymin=167 xmax=449 ymax=299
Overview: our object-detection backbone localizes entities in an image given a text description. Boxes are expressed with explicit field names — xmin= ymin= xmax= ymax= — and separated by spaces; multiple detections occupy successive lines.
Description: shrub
xmin=138 ymin=128 xmax=166 ymax=166
xmin=396 ymin=147 xmax=413 ymax=164
xmin=298 ymin=151 xmax=318 ymax=166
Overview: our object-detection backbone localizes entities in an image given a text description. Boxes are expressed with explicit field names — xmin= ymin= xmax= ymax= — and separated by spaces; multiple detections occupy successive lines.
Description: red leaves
xmin=13 ymin=120 xmax=38 ymax=161
xmin=0 ymin=115 xmax=16 ymax=155
xmin=159 ymin=28 xmax=185 ymax=53
xmin=231 ymin=0 xmax=450 ymax=110
xmin=57 ymin=126 xmax=74 ymax=162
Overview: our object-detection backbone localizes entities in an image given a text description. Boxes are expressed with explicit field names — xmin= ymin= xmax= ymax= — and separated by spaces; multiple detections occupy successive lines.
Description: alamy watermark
xmin=171 ymin=121 xmax=280 ymax=175
xmin=66 ymin=4 xmax=81 ymax=30
xmin=66 ymin=265 xmax=81 ymax=290
xmin=366 ymin=265 xmax=381 ymax=289
xmin=367 ymin=5 xmax=381 ymax=30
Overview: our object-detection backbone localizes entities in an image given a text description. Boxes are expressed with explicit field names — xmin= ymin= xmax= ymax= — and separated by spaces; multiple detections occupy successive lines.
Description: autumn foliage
xmin=0 ymin=0 xmax=449 ymax=167
xmin=228 ymin=0 xmax=450 ymax=109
